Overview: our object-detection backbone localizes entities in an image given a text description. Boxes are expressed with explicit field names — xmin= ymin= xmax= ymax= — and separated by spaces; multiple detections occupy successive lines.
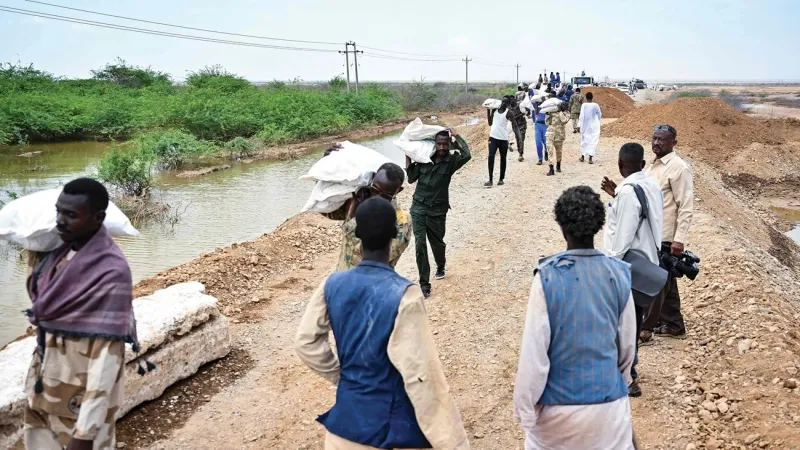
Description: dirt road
xmin=119 ymin=116 xmax=800 ymax=449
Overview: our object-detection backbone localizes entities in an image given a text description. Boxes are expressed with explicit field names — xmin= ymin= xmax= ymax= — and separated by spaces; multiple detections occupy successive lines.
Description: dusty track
xmin=118 ymin=115 xmax=800 ymax=449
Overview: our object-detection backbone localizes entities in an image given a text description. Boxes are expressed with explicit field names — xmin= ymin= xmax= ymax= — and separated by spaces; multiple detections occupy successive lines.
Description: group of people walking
xmin=297 ymin=117 xmax=695 ymax=448
xmin=15 ymin=98 xmax=693 ymax=449
xmin=484 ymin=82 xmax=604 ymax=185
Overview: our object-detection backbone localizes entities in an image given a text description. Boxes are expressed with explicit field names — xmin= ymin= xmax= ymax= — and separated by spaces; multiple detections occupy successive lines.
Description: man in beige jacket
xmin=296 ymin=197 xmax=469 ymax=450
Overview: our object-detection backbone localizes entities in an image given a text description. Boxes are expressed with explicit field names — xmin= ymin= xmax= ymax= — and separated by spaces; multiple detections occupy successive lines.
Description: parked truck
xmin=571 ymin=76 xmax=594 ymax=88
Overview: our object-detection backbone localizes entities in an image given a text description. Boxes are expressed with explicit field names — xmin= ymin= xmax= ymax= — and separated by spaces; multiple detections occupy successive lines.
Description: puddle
xmin=770 ymin=207 xmax=800 ymax=246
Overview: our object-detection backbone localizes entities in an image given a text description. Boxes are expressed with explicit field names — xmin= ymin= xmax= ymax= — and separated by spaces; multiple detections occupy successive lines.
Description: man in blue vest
xmin=295 ymin=196 xmax=470 ymax=450
xmin=513 ymin=186 xmax=638 ymax=449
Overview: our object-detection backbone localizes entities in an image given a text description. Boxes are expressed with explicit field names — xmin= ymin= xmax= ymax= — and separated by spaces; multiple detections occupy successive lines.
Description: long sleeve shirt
xmin=25 ymin=333 xmax=125 ymax=442
xmin=295 ymin=278 xmax=470 ymax=450
xmin=407 ymin=135 xmax=471 ymax=214
xmin=645 ymin=151 xmax=694 ymax=244
xmin=603 ymin=171 xmax=664 ymax=264
xmin=513 ymin=274 xmax=636 ymax=450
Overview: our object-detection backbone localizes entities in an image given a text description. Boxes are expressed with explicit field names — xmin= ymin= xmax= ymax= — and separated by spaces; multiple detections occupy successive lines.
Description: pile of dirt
xmin=603 ymin=97 xmax=785 ymax=166
xmin=581 ymin=87 xmax=635 ymax=118
xmin=133 ymin=214 xmax=340 ymax=321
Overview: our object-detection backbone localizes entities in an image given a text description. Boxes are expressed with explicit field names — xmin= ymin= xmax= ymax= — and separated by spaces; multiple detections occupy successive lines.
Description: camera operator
xmin=641 ymin=125 xmax=694 ymax=341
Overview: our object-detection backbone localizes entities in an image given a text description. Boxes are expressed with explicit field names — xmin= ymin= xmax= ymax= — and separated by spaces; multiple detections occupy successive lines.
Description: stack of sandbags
xmin=300 ymin=141 xmax=394 ymax=213
xmin=392 ymin=118 xmax=447 ymax=164
xmin=0 ymin=188 xmax=139 ymax=251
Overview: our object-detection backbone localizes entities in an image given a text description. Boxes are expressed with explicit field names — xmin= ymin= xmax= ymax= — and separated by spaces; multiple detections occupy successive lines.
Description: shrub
xmin=186 ymin=65 xmax=253 ymax=93
xmin=328 ymin=76 xmax=348 ymax=92
xmin=97 ymin=145 xmax=154 ymax=197
xmin=91 ymin=58 xmax=171 ymax=89
xmin=136 ymin=129 xmax=217 ymax=170
xmin=677 ymin=90 xmax=712 ymax=98
xmin=224 ymin=136 xmax=256 ymax=159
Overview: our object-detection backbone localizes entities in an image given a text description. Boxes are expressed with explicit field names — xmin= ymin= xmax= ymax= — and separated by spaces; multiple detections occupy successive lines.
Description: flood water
xmin=0 ymin=131 xmax=411 ymax=347
xmin=771 ymin=206 xmax=800 ymax=246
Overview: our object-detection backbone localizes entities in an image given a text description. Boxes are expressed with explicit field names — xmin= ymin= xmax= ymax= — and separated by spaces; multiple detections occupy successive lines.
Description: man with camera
xmin=641 ymin=125 xmax=695 ymax=340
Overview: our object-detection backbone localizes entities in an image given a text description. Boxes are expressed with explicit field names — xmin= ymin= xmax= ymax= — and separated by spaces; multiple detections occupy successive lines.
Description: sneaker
xmin=518 ymin=156 xmax=524 ymax=162
xmin=497 ymin=180 xmax=505 ymax=186
xmin=421 ymin=284 xmax=431 ymax=298
xmin=654 ymin=325 xmax=687 ymax=339
xmin=484 ymin=180 xmax=493 ymax=187
xmin=435 ymin=267 xmax=446 ymax=280
xmin=629 ymin=380 xmax=642 ymax=398
xmin=537 ymin=160 xmax=543 ymax=165
xmin=639 ymin=330 xmax=655 ymax=347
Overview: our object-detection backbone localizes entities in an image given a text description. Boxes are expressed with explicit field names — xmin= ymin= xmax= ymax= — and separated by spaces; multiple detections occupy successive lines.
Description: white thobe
xmin=513 ymin=274 xmax=637 ymax=450
xmin=578 ymin=102 xmax=602 ymax=157
xmin=603 ymin=171 xmax=664 ymax=262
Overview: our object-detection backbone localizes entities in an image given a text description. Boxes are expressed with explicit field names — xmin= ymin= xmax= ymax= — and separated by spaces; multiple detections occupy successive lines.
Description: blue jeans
xmin=535 ymin=122 xmax=548 ymax=161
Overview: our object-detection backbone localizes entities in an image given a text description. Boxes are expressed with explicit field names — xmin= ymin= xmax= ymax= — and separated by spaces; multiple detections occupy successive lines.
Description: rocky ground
xmin=115 ymin=109 xmax=800 ymax=449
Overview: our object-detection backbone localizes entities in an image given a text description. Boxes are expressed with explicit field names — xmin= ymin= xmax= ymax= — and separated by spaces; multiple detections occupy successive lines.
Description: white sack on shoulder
xmin=483 ymin=98 xmax=502 ymax=109
xmin=518 ymin=96 xmax=533 ymax=114
xmin=400 ymin=118 xmax=446 ymax=141
xmin=540 ymin=98 xmax=562 ymax=109
xmin=540 ymin=105 xmax=559 ymax=114
xmin=394 ymin=139 xmax=435 ymax=164
xmin=0 ymin=188 xmax=139 ymax=252
xmin=300 ymin=171 xmax=374 ymax=213
xmin=300 ymin=141 xmax=393 ymax=183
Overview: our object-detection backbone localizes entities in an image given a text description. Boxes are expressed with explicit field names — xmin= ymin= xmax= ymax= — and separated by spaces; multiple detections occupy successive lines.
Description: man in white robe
xmin=578 ymin=92 xmax=602 ymax=164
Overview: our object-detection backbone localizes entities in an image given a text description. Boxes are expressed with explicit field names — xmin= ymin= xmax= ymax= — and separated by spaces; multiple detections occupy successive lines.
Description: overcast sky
xmin=2 ymin=0 xmax=798 ymax=83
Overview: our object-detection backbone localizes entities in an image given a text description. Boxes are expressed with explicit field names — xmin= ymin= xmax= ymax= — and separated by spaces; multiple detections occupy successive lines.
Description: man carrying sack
xmin=601 ymin=143 xmax=665 ymax=398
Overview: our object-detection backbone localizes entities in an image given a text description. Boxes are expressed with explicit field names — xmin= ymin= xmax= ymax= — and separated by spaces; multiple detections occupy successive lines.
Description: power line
xmin=24 ymin=0 xmax=341 ymax=46
xmin=0 ymin=6 xmax=339 ymax=52
xmin=361 ymin=52 xmax=461 ymax=62
xmin=358 ymin=45 xmax=463 ymax=58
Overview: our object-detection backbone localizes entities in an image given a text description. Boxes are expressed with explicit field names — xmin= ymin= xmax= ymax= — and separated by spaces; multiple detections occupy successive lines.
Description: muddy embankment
xmin=121 ymin=97 xmax=800 ymax=449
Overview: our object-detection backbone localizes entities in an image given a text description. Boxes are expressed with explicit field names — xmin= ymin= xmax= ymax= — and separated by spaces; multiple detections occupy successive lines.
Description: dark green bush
xmin=97 ymin=145 xmax=154 ymax=197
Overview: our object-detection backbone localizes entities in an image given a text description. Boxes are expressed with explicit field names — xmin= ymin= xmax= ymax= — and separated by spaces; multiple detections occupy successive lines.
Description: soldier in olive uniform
xmin=544 ymin=102 xmax=571 ymax=176
xmin=569 ymin=88 xmax=585 ymax=133
xmin=406 ymin=129 xmax=471 ymax=298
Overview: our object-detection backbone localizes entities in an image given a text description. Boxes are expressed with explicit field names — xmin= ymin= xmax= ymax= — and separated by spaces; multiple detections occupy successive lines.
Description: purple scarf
xmin=27 ymin=226 xmax=138 ymax=351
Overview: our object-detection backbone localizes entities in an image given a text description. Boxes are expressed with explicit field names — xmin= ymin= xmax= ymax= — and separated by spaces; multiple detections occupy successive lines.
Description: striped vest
xmin=537 ymin=249 xmax=631 ymax=405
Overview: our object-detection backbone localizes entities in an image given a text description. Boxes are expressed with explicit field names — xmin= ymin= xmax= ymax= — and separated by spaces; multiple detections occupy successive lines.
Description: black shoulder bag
xmin=622 ymin=185 xmax=669 ymax=308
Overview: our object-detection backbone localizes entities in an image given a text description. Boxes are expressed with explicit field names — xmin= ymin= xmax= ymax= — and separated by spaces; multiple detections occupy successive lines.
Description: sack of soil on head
xmin=393 ymin=117 xmax=448 ymax=164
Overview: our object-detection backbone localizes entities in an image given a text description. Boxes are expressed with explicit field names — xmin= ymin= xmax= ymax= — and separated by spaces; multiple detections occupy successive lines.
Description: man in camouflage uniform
xmin=320 ymin=157 xmax=411 ymax=271
xmin=24 ymin=178 xmax=135 ymax=450
xmin=569 ymin=88 xmax=585 ymax=133
xmin=509 ymin=91 xmax=528 ymax=162
xmin=544 ymin=102 xmax=571 ymax=176
xmin=407 ymin=129 xmax=471 ymax=298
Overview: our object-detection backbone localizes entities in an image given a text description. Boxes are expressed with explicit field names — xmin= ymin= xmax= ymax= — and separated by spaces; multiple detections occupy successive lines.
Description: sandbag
xmin=0 ymin=189 xmax=139 ymax=252
xmin=301 ymin=141 xmax=393 ymax=183
xmin=300 ymin=175 xmax=372 ymax=213
xmin=539 ymin=105 xmax=559 ymax=114
xmin=400 ymin=118 xmax=446 ymax=141
xmin=530 ymin=93 xmax=547 ymax=103
xmin=394 ymin=139 xmax=435 ymax=164
xmin=540 ymin=98 xmax=562 ymax=109
xmin=483 ymin=98 xmax=502 ymax=109
xmin=518 ymin=96 xmax=533 ymax=114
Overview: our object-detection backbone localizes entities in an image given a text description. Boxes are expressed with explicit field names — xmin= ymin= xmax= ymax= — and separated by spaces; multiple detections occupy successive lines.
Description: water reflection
xmin=0 ymin=131 xmax=405 ymax=346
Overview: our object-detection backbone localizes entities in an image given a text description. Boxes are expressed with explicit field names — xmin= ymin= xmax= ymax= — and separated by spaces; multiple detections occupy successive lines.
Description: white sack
xmin=301 ymin=141 xmax=393 ymax=183
xmin=394 ymin=139 xmax=435 ymax=164
xmin=483 ymin=98 xmax=502 ymax=109
xmin=530 ymin=93 xmax=547 ymax=103
xmin=540 ymin=105 xmax=559 ymax=114
xmin=400 ymin=118 xmax=445 ymax=141
xmin=301 ymin=172 xmax=374 ymax=214
xmin=0 ymin=188 xmax=139 ymax=252
xmin=540 ymin=98 xmax=563 ymax=109
xmin=518 ymin=96 xmax=533 ymax=114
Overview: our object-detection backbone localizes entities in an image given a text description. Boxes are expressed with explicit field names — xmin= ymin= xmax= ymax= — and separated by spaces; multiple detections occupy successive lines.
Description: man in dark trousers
xmin=407 ymin=129 xmax=471 ymax=297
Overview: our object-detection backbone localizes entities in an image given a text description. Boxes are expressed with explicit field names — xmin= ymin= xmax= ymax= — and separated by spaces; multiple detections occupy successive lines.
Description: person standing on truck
xmin=581 ymin=69 xmax=586 ymax=76
xmin=406 ymin=129 xmax=471 ymax=298
xmin=485 ymin=96 xmax=518 ymax=186
xmin=569 ymin=88 xmax=585 ymax=133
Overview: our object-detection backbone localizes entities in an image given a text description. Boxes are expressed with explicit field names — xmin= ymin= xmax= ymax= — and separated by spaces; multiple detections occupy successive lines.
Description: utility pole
xmin=351 ymin=41 xmax=362 ymax=93
xmin=462 ymin=55 xmax=472 ymax=93
xmin=515 ymin=63 xmax=521 ymax=85
xmin=338 ymin=43 xmax=351 ymax=92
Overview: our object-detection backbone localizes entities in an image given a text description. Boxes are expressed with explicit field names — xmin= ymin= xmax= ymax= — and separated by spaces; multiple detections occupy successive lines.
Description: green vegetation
xmin=97 ymin=144 xmax=154 ymax=197
xmin=393 ymin=80 xmax=513 ymax=111
xmin=0 ymin=61 xmax=404 ymax=147
xmin=677 ymin=90 xmax=712 ymax=98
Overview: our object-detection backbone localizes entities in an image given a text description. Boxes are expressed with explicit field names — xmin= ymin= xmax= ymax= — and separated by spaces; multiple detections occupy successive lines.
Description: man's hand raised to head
xmin=600 ymin=177 xmax=617 ymax=198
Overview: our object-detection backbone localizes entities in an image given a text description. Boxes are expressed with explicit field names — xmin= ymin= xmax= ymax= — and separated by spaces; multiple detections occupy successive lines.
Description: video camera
xmin=660 ymin=250 xmax=701 ymax=280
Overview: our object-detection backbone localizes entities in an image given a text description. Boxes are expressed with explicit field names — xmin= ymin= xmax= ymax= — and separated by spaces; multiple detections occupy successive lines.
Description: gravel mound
xmin=580 ymin=87 xmax=635 ymax=118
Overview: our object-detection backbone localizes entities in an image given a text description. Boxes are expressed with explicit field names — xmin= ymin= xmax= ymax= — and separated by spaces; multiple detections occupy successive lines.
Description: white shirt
xmin=603 ymin=171 xmax=664 ymax=263
xmin=490 ymin=109 xmax=510 ymax=141
xmin=513 ymin=274 xmax=637 ymax=450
